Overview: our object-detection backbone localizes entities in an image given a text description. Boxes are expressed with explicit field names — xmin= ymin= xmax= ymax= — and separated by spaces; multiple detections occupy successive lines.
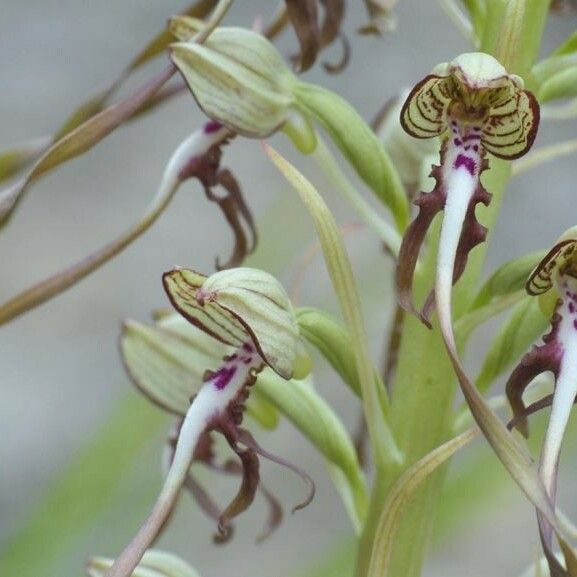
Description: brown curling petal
xmin=318 ymin=0 xmax=348 ymax=73
xmin=322 ymin=33 xmax=350 ymax=74
xmin=211 ymin=169 xmax=258 ymax=270
xmin=179 ymin=139 xmax=258 ymax=271
xmin=319 ymin=0 xmax=345 ymax=48
xmin=237 ymin=429 xmax=315 ymax=512
xmin=217 ymin=446 xmax=260 ymax=541
xmin=255 ymin=483 xmax=284 ymax=542
xmin=395 ymin=150 xmax=446 ymax=326
xmin=285 ymin=0 xmax=320 ymax=72
xmin=506 ymin=312 xmax=563 ymax=437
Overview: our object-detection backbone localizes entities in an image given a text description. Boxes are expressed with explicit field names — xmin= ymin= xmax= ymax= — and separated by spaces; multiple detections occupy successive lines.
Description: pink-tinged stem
xmin=435 ymin=120 xmax=483 ymax=342
xmin=0 ymin=123 xmax=229 ymax=326
xmin=540 ymin=278 xmax=577 ymax=501
xmin=104 ymin=344 xmax=263 ymax=577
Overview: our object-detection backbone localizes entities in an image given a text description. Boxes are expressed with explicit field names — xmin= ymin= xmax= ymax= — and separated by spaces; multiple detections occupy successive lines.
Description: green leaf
xmin=256 ymin=372 xmax=368 ymax=530
xmin=296 ymin=307 xmax=361 ymax=397
xmin=264 ymin=143 xmax=402 ymax=469
xmin=461 ymin=0 xmax=487 ymax=40
xmin=127 ymin=0 xmax=219 ymax=70
xmin=292 ymin=82 xmax=409 ymax=231
xmin=472 ymin=251 xmax=545 ymax=309
xmin=0 ymin=138 xmax=49 ymax=183
xmin=296 ymin=307 xmax=389 ymax=417
xmin=539 ymin=67 xmax=577 ymax=103
xmin=552 ymin=30 xmax=577 ymax=57
xmin=367 ymin=428 xmax=478 ymax=577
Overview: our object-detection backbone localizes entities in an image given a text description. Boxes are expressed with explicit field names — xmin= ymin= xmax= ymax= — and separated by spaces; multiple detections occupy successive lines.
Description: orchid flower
xmin=396 ymin=52 xmax=540 ymax=332
xmin=507 ymin=231 xmax=577 ymax=504
xmin=104 ymin=267 xmax=312 ymax=577
xmin=503 ymin=230 xmax=577 ymax=566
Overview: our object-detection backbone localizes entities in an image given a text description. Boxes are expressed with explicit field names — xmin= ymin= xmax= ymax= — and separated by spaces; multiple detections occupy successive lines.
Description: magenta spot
xmin=573 ymin=319 xmax=577 ymax=331
xmin=204 ymin=120 xmax=222 ymax=134
xmin=569 ymin=302 xmax=575 ymax=313
xmin=213 ymin=366 xmax=237 ymax=390
xmin=453 ymin=154 xmax=476 ymax=175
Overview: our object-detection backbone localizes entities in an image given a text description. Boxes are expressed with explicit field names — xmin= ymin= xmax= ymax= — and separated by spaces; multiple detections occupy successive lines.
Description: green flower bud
xmin=87 ymin=550 xmax=201 ymax=577
xmin=170 ymin=18 xmax=297 ymax=137
xmin=163 ymin=267 xmax=311 ymax=380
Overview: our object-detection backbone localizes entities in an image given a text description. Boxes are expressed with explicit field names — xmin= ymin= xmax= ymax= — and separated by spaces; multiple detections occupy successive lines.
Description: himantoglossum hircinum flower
xmin=104 ymin=267 xmax=313 ymax=577
xmin=396 ymin=52 xmax=540 ymax=333
xmin=507 ymin=232 xmax=577 ymax=504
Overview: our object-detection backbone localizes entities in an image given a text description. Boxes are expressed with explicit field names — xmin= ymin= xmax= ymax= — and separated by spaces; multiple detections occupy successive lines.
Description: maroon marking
xmin=453 ymin=154 xmax=476 ymax=175
xmin=204 ymin=120 xmax=222 ymax=134
xmin=454 ymin=138 xmax=462 ymax=146
xmin=569 ymin=302 xmax=575 ymax=314
xmin=242 ymin=357 xmax=252 ymax=365
xmin=213 ymin=366 xmax=237 ymax=390
xmin=473 ymin=145 xmax=479 ymax=152
xmin=573 ymin=319 xmax=577 ymax=331
xmin=242 ymin=343 xmax=253 ymax=352
xmin=463 ymin=133 xmax=482 ymax=142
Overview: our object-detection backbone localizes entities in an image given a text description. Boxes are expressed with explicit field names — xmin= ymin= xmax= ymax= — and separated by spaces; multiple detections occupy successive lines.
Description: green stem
xmin=310 ymin=134 xmax=403 ymax=256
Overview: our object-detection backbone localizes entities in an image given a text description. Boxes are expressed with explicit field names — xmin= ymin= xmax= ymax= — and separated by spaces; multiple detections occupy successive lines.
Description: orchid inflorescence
xmin=8 ymin=3 xmax=577 ymax=577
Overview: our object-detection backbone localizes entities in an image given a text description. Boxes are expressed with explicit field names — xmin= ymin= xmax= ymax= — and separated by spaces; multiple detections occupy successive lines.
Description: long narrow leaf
xmin=367 ymin=428 xmax=478 ymax=577
xmin=264 ymin=143 xmax=402 ymax=469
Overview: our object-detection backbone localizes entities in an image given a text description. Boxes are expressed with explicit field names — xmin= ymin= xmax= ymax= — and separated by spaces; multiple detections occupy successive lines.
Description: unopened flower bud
xmin=163 ymin=267 xmax=310 ymax=380
xmin=170 ymin=18 xmax=297 ymax=138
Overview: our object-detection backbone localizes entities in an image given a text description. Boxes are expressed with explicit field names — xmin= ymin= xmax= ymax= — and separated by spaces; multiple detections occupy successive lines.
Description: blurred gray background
xmin=1 ymin=2 xmax=577 ymax=576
